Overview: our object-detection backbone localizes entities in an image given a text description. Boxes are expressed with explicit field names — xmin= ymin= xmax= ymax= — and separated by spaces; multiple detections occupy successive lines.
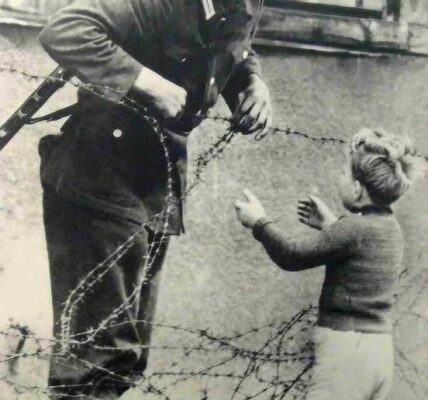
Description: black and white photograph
xmin=0 ymin=1 xmax=427 ymax=399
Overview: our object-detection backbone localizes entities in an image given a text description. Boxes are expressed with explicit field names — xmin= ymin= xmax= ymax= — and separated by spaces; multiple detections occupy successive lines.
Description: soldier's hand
xmin=232 ymin=74 xmax=273 ymax=136
xmin=132 ymin=66 xmax=187 ymax=120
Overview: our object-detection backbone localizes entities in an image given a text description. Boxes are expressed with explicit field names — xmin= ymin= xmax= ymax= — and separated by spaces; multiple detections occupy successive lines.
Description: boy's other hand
xmin=297 ymin=195 xmax=338 ymax=230
xmin=234 ymin=189 xmax=266 ymax=229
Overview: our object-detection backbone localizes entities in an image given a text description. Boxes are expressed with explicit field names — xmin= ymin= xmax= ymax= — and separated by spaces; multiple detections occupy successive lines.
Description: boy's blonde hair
xmin=349 ymin=128 xmax=420 ymax=205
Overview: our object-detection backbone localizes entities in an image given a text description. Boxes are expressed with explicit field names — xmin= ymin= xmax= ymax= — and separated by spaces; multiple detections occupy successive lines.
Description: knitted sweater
xmin=253 ymin=206 xmax=404 ymax=333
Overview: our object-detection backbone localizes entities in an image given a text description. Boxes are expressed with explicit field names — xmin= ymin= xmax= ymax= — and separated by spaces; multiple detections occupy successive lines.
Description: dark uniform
xmin=38 ymin=0 xmax=265 ymax=398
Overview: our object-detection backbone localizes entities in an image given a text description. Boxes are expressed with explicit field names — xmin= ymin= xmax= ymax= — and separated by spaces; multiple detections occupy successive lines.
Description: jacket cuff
xmin=94 ymin=55 xmax=143 ymax=103
xmin=252 ymin=217 xmax=274 ymax=241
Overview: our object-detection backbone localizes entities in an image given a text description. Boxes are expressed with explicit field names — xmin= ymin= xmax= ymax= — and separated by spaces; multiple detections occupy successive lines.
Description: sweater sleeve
xmin=38 ymin=0 xmax=172 ymax=102
xmin=252 ymin=216 xmax=361 ymax=271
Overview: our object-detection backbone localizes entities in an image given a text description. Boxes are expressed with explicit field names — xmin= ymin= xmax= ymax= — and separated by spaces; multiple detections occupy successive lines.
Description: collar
xmin=199 ymin=0 xmax=253 ymax=46
xmin=200 ymin=0 xmax=255 ymax=20
xmin=356 ymin=204 xmax=393 ymax=216
xmin=201 ymin=0 xmax=217 ymax=20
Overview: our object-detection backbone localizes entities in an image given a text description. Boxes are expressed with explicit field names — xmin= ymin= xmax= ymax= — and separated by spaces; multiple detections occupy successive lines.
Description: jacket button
xmin=242 ymin=50 xmax=249 ymax=60
xmin=209 ymin=77 xmax=216 ymax=86
xmin=113 ymin=129 xmax=123 ymax=138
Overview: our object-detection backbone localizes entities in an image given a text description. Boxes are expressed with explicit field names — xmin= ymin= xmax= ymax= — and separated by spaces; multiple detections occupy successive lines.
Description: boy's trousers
xmin=305 ymin=326 xmax=394 ymax=400
xmin=43 ymin=189 xmax=169 ymax=399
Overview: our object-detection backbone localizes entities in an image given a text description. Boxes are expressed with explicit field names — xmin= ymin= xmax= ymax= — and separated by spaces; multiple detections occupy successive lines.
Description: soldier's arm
xmin=221 ymin=0 xmax=264 ymax=109
xmin=38 ymin=0 xmax=171 ymax=102
xmin=39 ymin=0 xmax=186 ymax=118
xmin=221 ymin=50 xmax=262 ymax=112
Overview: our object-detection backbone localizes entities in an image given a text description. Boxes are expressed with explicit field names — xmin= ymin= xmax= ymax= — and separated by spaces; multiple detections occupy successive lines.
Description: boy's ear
xmin=353 ymin=180 xmax=363 ymax=201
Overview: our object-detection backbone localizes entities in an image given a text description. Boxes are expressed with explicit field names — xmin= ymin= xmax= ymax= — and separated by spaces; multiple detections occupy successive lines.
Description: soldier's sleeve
xmin=239 ymin=49 xmax=263 ymax=79
xmin=221 ymin=48 xmax=263 ymax=112
xmin=38 ymin=0 xmax=171 ymax=102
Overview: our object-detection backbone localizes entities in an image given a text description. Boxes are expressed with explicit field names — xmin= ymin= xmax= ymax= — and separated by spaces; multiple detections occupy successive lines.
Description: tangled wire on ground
xmin=0 ymin=307 xmax=317 ymax=399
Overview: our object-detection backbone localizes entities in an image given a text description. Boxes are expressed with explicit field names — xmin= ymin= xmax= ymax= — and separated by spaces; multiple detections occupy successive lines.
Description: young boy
xmin=234 ymin=128 xmax=420 ymax=400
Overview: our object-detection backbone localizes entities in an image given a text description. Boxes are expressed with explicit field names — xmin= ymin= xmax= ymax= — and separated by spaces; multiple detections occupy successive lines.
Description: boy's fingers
xmin=297 ymin=211 xmax=309 ymax=218
xmin=298 ymin=216 xmax=309 ymax=225
xmin=234 ymin=200 xmax=245 ymax=209
xmin=297 ymin=204 xmax=312 ymax=212
xmin=308 ymin=195 xmax=322 ymax=206
xmin=299 ymin=216 xmax=316 ymax=228
xmin=243 ymin=189 xmax=256 ymax=202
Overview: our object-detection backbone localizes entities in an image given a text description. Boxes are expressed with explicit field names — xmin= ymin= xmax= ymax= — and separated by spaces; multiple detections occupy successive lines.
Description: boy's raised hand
xmin=234 ymin=189 xmax=266 ymax=229
xmin=297 ymin=195 xmax=337 ymax=230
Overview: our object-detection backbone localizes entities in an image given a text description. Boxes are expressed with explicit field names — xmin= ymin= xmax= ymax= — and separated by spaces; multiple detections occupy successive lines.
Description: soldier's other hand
xmin=133 ymin=66 xmax=187 ymax=120
xmin=232 ymin=74 xmax=272 ymax=136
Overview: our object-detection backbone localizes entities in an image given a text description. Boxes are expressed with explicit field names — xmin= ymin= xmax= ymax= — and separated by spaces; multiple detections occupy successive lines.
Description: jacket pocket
xmin=38 ymin=134 xmax=61 ymax=161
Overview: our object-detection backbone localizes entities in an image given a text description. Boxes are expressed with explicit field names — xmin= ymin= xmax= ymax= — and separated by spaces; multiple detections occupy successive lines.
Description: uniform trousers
xmin=43 ymin=189 xmax=169 ymax=399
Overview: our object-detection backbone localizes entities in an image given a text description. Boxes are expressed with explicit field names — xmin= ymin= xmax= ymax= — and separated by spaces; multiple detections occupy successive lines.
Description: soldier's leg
xmin=88 ymin=231 xmax=169 ymax=399
xmin=132 ymin=230 xmax=169 ymax=375
xmin=43 ymin=189 xmax=169 ymax=399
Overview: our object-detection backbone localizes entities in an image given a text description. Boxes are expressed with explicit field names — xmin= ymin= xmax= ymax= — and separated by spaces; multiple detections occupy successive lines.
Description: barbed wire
xmin=0 ymin=307 xmax=318 ymax=399
xmin=3 ymin=65 xmax=426 ymax=153
xmin=0 ymin=64 xmax=427 ymax=399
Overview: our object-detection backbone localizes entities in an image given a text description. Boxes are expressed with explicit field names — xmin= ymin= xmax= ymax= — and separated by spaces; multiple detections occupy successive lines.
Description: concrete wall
xmin=0 ymin=25 xmax=427 ymax=399
xmin=0 ymin=0 xmax=427 ymax=24
xmin=401 ymin=0 xmax=428 ymax=24
xmin=152 ymin=47 xmax=428 ymax=399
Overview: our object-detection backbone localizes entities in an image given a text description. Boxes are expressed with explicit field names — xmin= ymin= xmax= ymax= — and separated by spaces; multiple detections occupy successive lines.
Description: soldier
xmin=38 ymin=0 xmax=272 ymax=398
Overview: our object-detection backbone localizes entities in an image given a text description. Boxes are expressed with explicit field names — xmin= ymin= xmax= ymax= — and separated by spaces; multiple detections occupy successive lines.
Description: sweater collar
xmin=356 ymin=204 xmax=393 ymax=216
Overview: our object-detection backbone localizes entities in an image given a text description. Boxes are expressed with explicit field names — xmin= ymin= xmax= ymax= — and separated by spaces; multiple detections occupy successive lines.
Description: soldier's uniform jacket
xmin=38 ymin=0 xmax=264 ymax=234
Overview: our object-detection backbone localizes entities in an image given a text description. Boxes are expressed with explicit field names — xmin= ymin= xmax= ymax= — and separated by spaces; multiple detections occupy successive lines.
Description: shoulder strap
xmin=27 ymin=103 xmax=79 ymax=125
